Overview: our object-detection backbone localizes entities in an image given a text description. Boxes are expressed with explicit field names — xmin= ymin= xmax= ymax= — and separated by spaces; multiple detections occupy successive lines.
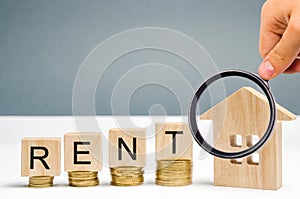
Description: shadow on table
xmin=1 ymin=183 xmax=28 ymax=188
xmin=192 ymin=179 xmax=213 ymax=187
xmin=0 ymin=179 xmax=214 ymax=188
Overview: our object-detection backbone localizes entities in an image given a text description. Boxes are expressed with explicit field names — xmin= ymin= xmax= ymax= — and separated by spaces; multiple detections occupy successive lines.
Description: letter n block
xmin=64 ymin=133 xmax=102 ymax=172
xmin=156 ymin=123 xmax=193 ymax=160
xmin=109 ymin=128 xmax=146 ymax=167
xmin=21 ymin=138 xmax=61 ymax=177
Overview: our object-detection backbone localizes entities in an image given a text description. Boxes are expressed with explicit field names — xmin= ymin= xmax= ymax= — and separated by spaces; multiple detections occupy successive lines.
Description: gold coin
xmin=68 ymin=171 xmax=99 ymax=187
xmin=69 ymin=180 xmax=99 ymax=187
xmin=28 ymin=176 xmax=54 ymax=188
xmin=68 ymin=171 xmax=97 ymax=176
xmin=156 ymin=160 xmax=192 ymax=186
xmin=155 ymin=179 xmax=192 ymax=186
xmin=111 ymin=166 xmax=143 ymax=170
xmin=110 ymin=181 xmax=143 ymax=186
xmin=110 ymin=166 xmax=144 ymax=186
xmin=28 ymin=184 xmax=53 ymax=188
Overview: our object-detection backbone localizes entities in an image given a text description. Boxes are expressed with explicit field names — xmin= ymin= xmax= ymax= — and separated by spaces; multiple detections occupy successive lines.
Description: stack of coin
xmin=156 ymin=159 xmax=192 ymax=186
xmin=68 ymin=171 xmax=99 ymax=187
xmin=110 ymin=166 xmax=144 ymax=186
xmin=29 ymin=176 xmax=54 ymax=188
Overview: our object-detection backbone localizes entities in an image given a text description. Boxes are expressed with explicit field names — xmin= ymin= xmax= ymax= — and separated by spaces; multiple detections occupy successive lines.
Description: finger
xmin=284 ymin=59 xmax=300 ymax=73
xmin=258 ymin=17 xmax=300 ymax=80
xmin=259 ymin=2 xmax=284 ymax=58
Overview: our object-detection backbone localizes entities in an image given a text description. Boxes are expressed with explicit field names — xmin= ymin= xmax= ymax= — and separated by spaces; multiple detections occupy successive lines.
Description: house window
xmin=229 ymin=134 xmax=260 ymax=166
xmin=230 ymin=134 xmax=243 ymax=147
xmin=246 ymin=135 xmax=259 ymax=147
xmin=230 ymin=158 xmax=243 ymax=165
xmin=247 ymin=153 xmax=260 ymax=165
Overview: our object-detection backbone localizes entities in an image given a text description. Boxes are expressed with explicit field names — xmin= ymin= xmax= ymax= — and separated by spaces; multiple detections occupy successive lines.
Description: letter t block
xmin=156 ymin=123 xmax=193 ymax=160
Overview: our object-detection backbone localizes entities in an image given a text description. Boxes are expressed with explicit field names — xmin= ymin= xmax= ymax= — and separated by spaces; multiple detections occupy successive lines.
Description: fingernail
xmin=258 ymin=61 xmax=275 ymax=78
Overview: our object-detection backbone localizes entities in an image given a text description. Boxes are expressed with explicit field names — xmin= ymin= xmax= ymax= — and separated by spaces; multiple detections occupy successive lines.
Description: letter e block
xmin=21 ymin=138 xmax=61 ymax=177
xmin=156 ymin=123 xmax=193 ymax=160
xmin=64 ymin=133 xmax=102 ymax=172
xmin=109 ymin=128 xmax=146 ymax=167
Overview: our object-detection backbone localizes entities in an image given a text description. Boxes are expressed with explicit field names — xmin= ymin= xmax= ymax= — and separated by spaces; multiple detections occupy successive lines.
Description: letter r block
xmin=156 ymin=123 xmax=193 ymax=160
xmin=109 ymin=128 xmax=146 ymax=168
xmin=21 ymin=138 xmax=61 ymax=177
xmin=64 ymin=133 xmax=102 ymax=172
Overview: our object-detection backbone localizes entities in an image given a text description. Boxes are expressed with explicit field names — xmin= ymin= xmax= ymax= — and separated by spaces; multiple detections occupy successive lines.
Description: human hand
xmin=258 ymin=0 xmax=300 ymax=80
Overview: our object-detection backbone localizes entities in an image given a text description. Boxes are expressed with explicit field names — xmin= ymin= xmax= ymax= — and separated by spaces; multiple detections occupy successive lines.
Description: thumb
xmin=258 ymin=18 xmax=300 ymax=80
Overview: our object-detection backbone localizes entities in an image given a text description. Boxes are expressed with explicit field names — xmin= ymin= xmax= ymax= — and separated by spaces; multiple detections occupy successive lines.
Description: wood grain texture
xmin=109 ymin=128 xmax=146 ymax=167
xmin=64 ymin=133 xmax=102 ymax=172
xmin=200 ymin=87 xmax=296 ymax=190
xmin=156 ymin=123 xmax=193 ymax=161
xmin=21 ymin=138 xmax=61 ymax=177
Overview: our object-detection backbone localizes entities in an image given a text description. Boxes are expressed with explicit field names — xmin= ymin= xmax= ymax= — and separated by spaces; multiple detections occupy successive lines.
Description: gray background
xmin=0 ymin=0 xmax=299 ymax=115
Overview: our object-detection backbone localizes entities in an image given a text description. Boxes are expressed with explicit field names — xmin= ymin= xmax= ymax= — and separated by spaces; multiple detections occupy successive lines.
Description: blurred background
xmin=0 ymin=0 xmax=299 ymax=115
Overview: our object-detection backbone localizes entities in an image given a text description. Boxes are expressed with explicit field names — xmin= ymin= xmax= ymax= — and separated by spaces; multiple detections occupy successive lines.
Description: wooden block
xmin=156 ymin=123 xmax=193 ymax=160
xmin=21 ymin=138 xmax=61 ymax=177
xmin=64 ymin=133 xmax=102 ymax=172
xmin=109 ymin=128 xmax=146 ymax=167
xmin=200 ymin=87 xmax=296 ymax=190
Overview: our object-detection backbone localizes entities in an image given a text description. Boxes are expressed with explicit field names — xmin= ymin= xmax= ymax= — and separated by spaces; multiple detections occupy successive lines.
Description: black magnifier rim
xmin=188 ymin=70 xmax=277 ymax=159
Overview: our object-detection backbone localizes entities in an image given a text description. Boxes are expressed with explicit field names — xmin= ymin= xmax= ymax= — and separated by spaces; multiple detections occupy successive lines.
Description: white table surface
xmin=0 ymin=116 xmax=299 ymax=199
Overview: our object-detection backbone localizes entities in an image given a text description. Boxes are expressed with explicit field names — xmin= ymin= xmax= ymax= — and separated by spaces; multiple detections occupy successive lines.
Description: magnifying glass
xmin=188 ymin=70 xmax=277 ymax=159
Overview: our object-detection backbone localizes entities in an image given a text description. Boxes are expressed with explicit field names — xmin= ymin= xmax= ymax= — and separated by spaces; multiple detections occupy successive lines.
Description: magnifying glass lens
xmin=189 ymin=70 xmax=276 ymax=159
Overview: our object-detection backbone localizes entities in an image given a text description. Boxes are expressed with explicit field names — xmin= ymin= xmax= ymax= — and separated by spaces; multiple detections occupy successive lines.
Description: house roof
xmin=200 ymin=87 xmax=296 ymax=121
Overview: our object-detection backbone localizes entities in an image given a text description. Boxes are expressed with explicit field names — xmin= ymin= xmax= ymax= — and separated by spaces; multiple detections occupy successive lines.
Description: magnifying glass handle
xmin=254 ymin=73 xmax=270 ymax=89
